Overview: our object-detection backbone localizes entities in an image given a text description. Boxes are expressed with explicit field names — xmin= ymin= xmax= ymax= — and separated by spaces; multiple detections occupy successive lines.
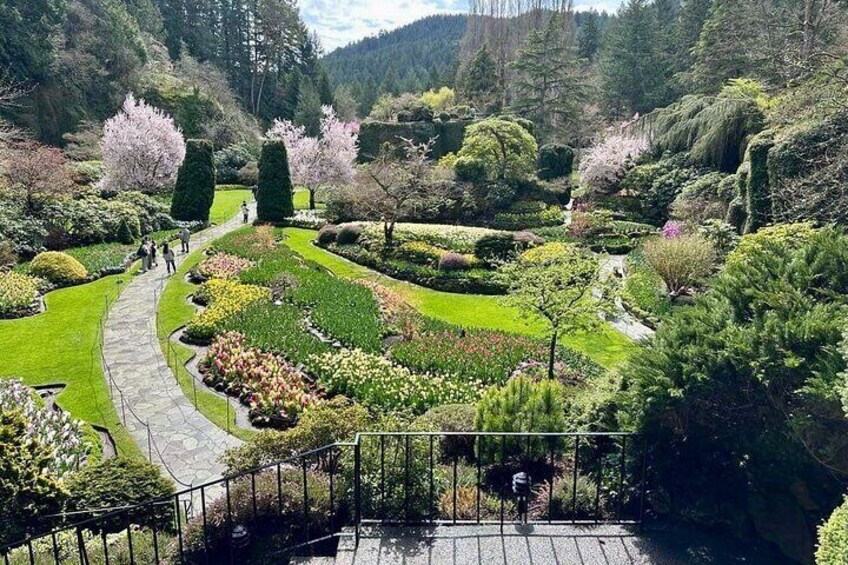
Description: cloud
xmin=301 ymin=0 xmax=465 ymax=52
xmin=302 ymin=0 xmax=621 ymax=53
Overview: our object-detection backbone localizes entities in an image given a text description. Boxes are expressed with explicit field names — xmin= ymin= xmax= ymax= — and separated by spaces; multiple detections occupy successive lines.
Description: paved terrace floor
xmin=325 ymin=524 xmax=788 ymax=565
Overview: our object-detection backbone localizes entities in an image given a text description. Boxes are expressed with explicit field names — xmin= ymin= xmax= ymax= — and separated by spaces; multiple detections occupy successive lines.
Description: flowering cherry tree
xmin=100 ymin=94 xmax=186 ymax=193
xmin=578 ymin=134 xmax=649 ymax=195
xmin=266 ymin=105 xmax=358 ymax=209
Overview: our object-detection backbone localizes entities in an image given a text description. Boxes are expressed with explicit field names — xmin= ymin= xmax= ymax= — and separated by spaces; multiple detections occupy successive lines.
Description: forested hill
xmin=322 ymin=15 xmax=468 ymax=114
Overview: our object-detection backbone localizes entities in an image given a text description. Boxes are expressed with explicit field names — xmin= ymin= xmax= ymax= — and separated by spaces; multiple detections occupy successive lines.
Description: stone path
xmin=599 ymin=255 xmax=655 ymax=342
xmin=102 ymin=204 xmax=254 ymax=489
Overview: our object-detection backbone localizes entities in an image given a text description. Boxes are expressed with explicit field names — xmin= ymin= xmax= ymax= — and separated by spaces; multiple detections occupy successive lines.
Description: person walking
xmin=163 ymin=243 xmax=176 ymax=275
xmin=149 ymin=240 xmax=158 ymax=268
xmin=241 ymin=201 xmax=249 ymax=224
xmin=180 ymin=227 xmax=190 ymax=253
xmin=137 ymin=240 xmax=150 ymax=273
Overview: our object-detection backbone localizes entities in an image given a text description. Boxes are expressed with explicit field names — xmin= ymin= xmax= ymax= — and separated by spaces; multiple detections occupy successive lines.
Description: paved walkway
xmin=102 ymin=205 xmax=254 ymax=489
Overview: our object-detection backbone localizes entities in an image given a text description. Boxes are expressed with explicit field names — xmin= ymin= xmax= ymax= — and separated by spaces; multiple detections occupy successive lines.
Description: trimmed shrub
xmin=0 ymin=272 xmax=41 ymax=318
xmin=170 ymin=139 xmax=216 ymax=223
xmin=743 ymin=131 xmax=774 ymax=234
xmin=537 ymin=144 xmax=574 ymax=180
xmin=438 ymin=252 xmax=470 ymax=271
xmin=455 ymin=156 xmax=487 ymax=183
xmin=474 ymin=232 xmax=517 ymax=263
xmin=414 ymin=404 xmax=477 ymax=462
xmin=336 ymin=223 xmax=362 ymax=245
xmin=396 ymin=241 xmax=445 ymax=266
xmin=817 ymin=497 xmax=848 ymax=565
xmin=115 ymin=218 xmax=135 ymax=244
xmin=257 ymin=140 xmax=294 ymax=222
xmin=30 ymin=251 xmax=88 ymax=285
xmin=65 ymin=458 xmax=174 ymax=532
xmin=316 ymin=224 xmax=339 ymax=245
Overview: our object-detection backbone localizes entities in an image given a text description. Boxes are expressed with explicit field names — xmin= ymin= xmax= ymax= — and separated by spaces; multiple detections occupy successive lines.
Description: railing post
xmin=354 ymin=439 xmax=361 ymax=548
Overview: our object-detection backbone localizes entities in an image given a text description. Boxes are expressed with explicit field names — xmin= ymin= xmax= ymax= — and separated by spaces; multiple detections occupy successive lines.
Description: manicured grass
xmin=0 ymin=272 xmax=141 ymax=458
xmin=281 ymin=228 xmax=636 ymax=369
xmin=0 ymin=192 xmax=257 ymax=459
xmin=210 ymin=189 xmax=253 ymax=225
xmin=156 ymin=231 xmax=255 ymax=441
xmin=294 ymin=188 xmax=325 ymax=211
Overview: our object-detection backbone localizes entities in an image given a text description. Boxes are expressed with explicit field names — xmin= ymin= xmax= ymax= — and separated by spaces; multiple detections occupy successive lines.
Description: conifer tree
xmin=461 ymin=46 xmax=502 ymax=114
xmin=170 ymin=139 xmax=216 ymax=222
xmin=256 ymin=141 xmax=294 ymax=222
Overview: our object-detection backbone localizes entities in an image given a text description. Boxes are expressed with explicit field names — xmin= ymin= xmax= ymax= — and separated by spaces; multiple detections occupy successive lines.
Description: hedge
xmin=358 ymin=119 xmax=472 ymax=162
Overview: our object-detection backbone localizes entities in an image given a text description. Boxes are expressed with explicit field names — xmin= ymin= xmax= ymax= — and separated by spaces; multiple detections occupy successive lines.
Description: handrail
xmin=2 ymin=430 xmax=648 ymax=562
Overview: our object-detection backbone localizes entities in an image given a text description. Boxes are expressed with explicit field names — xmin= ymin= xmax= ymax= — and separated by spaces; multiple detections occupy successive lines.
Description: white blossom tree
xmin=266 ymin=105 xmax=358 ymax=209
xmin=100 ymin=94 xmax=186 ymax=194
xmin=578 ymin=134 xmax=649 ymax=195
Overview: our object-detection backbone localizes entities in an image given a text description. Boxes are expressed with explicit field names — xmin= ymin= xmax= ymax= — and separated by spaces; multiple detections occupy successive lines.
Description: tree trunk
xmin=548 ymin=331 xmax=557 ymax=380
xmin=309 ymin=188 xmax=316 ymax=210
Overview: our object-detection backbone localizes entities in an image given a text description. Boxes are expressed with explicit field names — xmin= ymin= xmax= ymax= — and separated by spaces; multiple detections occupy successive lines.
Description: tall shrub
xmin=257 ymin=140 xmax=294 ymax=222
xmin=170 ymin=139 xmax=216 ymax=222
xmin=743 ymin=132 xmax=774 ymax=234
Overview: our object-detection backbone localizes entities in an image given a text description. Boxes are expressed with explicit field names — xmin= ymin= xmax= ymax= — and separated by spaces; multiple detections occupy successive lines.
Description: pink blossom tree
xmin=100 ymin=94 xmax=186 ymax=194
xmin=266 ymin=106 xmax=358 ymax=209
xmin=578 ymin=134 xmax=649 ymax=195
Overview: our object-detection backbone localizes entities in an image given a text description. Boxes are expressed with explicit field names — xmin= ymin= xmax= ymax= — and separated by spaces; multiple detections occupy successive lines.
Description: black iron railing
xmin=1 ymin=431 xmax=645 ymax=564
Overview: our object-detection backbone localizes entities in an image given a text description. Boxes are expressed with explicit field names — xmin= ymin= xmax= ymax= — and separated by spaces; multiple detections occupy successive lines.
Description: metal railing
xmin=1 ymin=431 xmax=646 ymax=564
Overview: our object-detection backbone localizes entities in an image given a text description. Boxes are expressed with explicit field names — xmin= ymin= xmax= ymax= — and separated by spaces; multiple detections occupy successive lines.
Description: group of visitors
xmin=137 ymin=227 xmax=191 ymax=275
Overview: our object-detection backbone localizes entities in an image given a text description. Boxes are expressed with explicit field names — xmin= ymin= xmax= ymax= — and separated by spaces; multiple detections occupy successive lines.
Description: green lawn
xmin=0 ymin=272 xmax=140 ymax=458
xmin=281 ymin=228 xmax=636 ymax=369
xmin=0 ymin=192 xmax=256 ymax=458
xmin=155 ymin=239 xmax=255 ymax=441
xmin=210 ymin=189 xmax=253 ymax=225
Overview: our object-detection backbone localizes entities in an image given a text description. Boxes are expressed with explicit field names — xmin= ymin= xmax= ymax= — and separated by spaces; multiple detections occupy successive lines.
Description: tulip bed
xmin=200 ymin=332 xmax=320 ymax=427
xmin=194 ymin=252 xmax=254 ymax=280
xmin=185 ymin=279 xmax=270 ymax=342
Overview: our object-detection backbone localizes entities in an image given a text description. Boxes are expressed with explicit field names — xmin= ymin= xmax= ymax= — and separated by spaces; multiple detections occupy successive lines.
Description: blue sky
xmin=300 ymin=0 xmax=621 ymax=52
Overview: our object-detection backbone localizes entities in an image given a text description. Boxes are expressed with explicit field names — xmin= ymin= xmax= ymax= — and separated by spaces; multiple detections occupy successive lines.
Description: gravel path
xmin=102 ymin=204 xmax=254 ymax=489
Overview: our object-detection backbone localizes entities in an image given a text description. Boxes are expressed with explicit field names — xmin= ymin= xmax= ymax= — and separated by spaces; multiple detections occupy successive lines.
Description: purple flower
xmin=662 ymin=221 xmax=683 ymax=239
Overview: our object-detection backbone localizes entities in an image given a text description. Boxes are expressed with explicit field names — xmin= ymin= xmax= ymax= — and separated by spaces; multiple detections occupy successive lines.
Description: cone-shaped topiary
xmin=257 ymin=140 xmax=294 ymax=223
xmin=115 ymin=218 xmax=135 ymax=244
xmin=171 ymin=139 xmax=216 ymax=223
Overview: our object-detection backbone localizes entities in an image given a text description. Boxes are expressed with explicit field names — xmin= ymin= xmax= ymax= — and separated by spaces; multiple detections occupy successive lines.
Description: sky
xmin=299 ymin=0 xmax=622 ymax=53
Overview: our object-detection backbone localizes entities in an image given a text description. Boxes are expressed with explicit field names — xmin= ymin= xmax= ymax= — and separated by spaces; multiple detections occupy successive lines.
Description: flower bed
xmin=390 ymin=323 xmax=546 ymax=385
xmin=0 ymin=272 xmax=42 ymax=318
xmin=291 ymin=268 xmax=385 ymax=353
xmin=309 ymin=348 xmax=485 ymax=413
xmin=201 ymin=332 xmax=321 ymax=427
xmin=193 ymin=252 xmax=254 ymax=280
xmin=321 ymin=243 xmax=507 ymax=295
xmin=0 ymin=379 xmax=89 ymax=476
xmin=185 ymin=279 xmax=270 ymax=342
xmin=222 ymin=301 xmax=331 ymax=368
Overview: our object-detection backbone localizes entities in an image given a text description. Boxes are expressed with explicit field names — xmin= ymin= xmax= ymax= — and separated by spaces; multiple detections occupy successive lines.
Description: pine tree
xmin=171 ymin=139 xmax=216 ymax=223
xmin=317 ymin=67 xmax=334 ymax=107
xmin=257 ymin=141 xmax=294 ymax=223
xmin=577 ymin=10 xmax=602 ymax=61
xmin=598 ymin=0 xmax=673 ymax=116
xmin=281 ymin=69 xmax=302 ymax=121
xmin=509 ymin=14 xmax=586 ymax=140
xmin=294 ymin=79 xmax=323 ymax=137
xmin=461 ymin=46 xmax=502 ymax=114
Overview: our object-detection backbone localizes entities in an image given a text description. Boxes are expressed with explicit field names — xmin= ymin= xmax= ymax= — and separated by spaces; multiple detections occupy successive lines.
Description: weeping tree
xmin=633 ymin=79 xmax=767 ymax=172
